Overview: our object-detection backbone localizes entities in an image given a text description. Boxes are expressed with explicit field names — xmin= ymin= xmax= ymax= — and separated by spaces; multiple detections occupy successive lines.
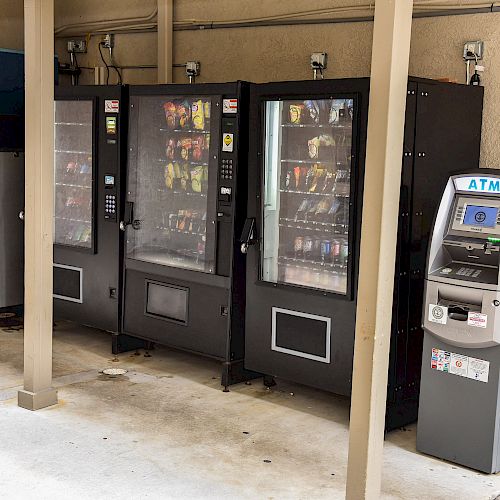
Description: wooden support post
xmin=18 ymin=0 xmax=57 ymax=411
xmin=345 ymin=0 xmax=413 ymax=498
xmin=158 ymin=0 xmax=174 ymax=83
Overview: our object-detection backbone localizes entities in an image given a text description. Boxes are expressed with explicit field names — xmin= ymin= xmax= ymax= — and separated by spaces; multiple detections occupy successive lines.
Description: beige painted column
xmin=18 ymin=0 xmax=57 ymax=411
xmin=158 ymin=0 xmax=174 ymax=83
xmin=345 ymin=0 xmax=413 ymax=498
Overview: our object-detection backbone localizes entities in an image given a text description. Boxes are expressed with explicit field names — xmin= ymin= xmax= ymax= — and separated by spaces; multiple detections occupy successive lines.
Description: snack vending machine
xmin=243 ymin=77 xmax=483 ymax=429
xmin=119 ymin=82 xmax=250 ymax=386
xmin=53 ymin=86 xmax=128 ymax=333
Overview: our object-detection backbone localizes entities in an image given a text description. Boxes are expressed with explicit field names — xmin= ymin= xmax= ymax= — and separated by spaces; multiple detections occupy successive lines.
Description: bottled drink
xmin=294 ymin=236 xmax=304 ymax=258
xmin=321 ymin=240 xmax=331 ymax=263
xmin=331 ymin=239 xmax=340 ymax=264
xmin=303 ymin=236 xmax=314 ymax=260
xmin=340 ymin=240 xmax=349 ymax=266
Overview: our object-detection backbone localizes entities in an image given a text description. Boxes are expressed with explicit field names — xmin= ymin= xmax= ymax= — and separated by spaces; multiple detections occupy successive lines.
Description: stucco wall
xmin=0 ymin=0 xmax=24 ymax=50
xmin=3 ymin=1 xmax=499 ymax=166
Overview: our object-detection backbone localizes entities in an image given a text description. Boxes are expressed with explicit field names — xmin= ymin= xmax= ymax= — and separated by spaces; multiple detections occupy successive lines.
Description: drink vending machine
xmin=0 ymin=49 xmax=24 ymax=310
xmin=418 ymin=172 xmax=500 ymax=473
xmin=117 ymin=82 xmax=251 ymax=387
xmin=242 ymin=77 xmax=483 ymax=429
xmin=53 ymin=86 xmax=129 ymax=334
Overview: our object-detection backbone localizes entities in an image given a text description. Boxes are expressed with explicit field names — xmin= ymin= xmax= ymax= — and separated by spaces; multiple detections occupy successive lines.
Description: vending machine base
xmin=418 ymin=335 xmax=500 ymax=473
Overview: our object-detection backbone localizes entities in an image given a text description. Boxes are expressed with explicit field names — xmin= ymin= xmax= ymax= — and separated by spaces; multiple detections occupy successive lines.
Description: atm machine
xmin=418 ymin=171 xmax=500 ymax=473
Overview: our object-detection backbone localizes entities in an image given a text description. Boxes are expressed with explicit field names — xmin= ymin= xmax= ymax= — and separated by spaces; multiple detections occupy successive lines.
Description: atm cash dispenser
xmin=417 ymin=172 xmax=500 ymax=473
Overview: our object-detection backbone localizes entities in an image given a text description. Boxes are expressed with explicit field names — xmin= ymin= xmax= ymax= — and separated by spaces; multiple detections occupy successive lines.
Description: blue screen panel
xmin=463 ymin=205 xmax=498 ymax=228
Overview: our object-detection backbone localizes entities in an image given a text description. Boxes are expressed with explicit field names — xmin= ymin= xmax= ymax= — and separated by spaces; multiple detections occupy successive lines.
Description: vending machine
xmin=0 ymin=49 xmax=24 ymax=310
xmin=119 ymin=82 xmax=250 ymax=386
xmin=53 ymin=86 xmax=128 ymax=333
xmin=418 ymin=172 xmax=500 ymax=472
xmin=242 ymin=77 xmax=483 ymax=428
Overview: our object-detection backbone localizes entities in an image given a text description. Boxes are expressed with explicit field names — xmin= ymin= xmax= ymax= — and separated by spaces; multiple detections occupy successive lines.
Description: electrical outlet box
xmin=67 ymin=40 xmax=87 ymax=53
xmin=185 ymin=61 xmax=200 ymax=77
xmin=310 ymin=52 xmax=328 ymax=69
xmin=102 ymin=34 xmax=114 ymax=49
xmin=463 ymin=41 xmax=484 ymax=60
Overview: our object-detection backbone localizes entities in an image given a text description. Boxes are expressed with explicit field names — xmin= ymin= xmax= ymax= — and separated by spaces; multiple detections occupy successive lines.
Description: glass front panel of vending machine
xmin=54 ymin=100 xmax=94 ymax=249
xmin=261 ymin=98 xmax=354 ymax=295
xmin=126 ymin=95 xmax=216 ymax=273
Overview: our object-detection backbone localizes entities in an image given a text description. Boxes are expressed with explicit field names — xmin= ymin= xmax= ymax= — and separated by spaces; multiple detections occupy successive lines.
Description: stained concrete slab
xmin=0 ymin=322 xmax=500 ymax=499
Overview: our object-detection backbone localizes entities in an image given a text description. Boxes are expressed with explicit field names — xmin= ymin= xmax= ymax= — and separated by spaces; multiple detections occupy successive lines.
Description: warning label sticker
xmin=222 ymin=133 xmax=234 ymax=152
xmin=450 ymin=352 xmax=468 ymax=377
xmin=468 ymin=357 xmax=490 ymax=383
xmin=432 ymin=348 xmax=489 ymax=383
xmin=223 ymin=99 xmax=238 ymax=114
xmin=467 ymin=311 xmax=487 ymax=328
xmin=428 ymin=304 xmax=448 ymax=325
xmin=105 ymin=100 xmax=120 ymax=113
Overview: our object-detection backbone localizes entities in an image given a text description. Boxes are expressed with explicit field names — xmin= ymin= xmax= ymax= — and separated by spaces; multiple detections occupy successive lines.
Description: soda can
xmin=331 ymin=239 xmax=340 ymax=263
xmin=294 ymin=236 xmax=304 ymax=257
xmin=303 ymin=236 xmax=313 ymax=259
xmin=320 ymin=239 xmax=331 ymax=262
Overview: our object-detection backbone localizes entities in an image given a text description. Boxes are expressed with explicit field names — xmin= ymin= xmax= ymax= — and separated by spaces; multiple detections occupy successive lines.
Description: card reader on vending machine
xmin=417 ymin=171 xmax=500 ymax=473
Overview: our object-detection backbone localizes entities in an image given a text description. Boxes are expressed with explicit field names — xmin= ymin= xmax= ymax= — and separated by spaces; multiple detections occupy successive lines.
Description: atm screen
xmin=463 ymin=205 xmax=498 ymax=228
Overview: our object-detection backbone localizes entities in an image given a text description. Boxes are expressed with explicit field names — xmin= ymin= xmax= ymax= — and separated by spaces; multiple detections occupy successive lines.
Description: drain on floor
xmin=102 ymin=368 xmax=128 ymax=376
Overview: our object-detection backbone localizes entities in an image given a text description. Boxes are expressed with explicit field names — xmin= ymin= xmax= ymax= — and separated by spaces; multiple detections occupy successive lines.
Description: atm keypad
xmin=221 ymin=159 xmax=233 ymax=180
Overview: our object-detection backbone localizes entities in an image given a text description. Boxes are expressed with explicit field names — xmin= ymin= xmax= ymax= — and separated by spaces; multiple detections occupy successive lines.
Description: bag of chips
xmin=164 ymin=162 xmax=175 ymax=189
xmin=192 ymin=100 xmax=205 ymax=130
xmin=191 ymin=166 xmax=203 ymax=192
xmin=289 ymin=104 xmax=304 ymax=124
xmin=178 ymin=100 xmax=191 ymax=129
xmin=163 ymin=101 xmax=178 ymax=129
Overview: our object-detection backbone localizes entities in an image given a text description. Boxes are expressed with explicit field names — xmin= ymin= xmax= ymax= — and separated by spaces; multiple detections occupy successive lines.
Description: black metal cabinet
xmin=243 ymin=77 xmax=483 ymax=429
xmin=53 ymin=85 xmax=128 ymax=333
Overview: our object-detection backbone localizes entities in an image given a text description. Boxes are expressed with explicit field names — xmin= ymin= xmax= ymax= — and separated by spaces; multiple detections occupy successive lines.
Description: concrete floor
xmin=1 ymin=323 xmax=500 ymax=499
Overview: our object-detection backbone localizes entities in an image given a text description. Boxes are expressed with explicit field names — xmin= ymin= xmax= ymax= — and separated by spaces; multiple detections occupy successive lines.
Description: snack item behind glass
xmin=179 ymin=137 xmax=192 ymax=161
xmin=289 ymin=104 xmax=304 ymax=124
xmin=164 ymin=162 xmax=175 ymax=189
xmin=192 ymin=135 xmax=204 ymax=161
xmin=304 ymin=100 xmax=320 ymax=124
xmin=178 ymin=100 xmax=191 ymax=129
xmin=308 ymin=134 xmax=335 ymax=159
xmin=180 ymin=163 xmax=190 ymax=191
xmin=329 ymin=99 xmax=344 ymax=124
xmin=190 ymin=166 xmax=203 ymax=192
xmin=192 ymin=100 xmax=205 ymax=130
xmin=164 ymin=101 xmax=178 ymax=129
xmin=203 ymin=101 xmax=211 ymax=119
xmin=166 ymin=138 xmax=176 ymax=160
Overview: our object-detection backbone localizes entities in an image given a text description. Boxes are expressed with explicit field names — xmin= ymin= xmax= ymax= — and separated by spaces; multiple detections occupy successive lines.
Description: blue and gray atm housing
xmin=418 ymin=171 xmax=500 ymax=473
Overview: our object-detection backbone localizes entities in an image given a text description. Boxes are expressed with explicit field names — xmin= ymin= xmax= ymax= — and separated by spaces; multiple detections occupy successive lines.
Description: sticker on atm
xmin=106 ymin=116 xmax=117 ymax=135
xmin=467 ymin=311 xmax=487 ymax=328
xmin=428 ymin=304 xmax=448 ymax=325
xmin=432 ymin=348 xmax=489 ymax=383
xmin=431 ymin=348 xmax=450 ymax=372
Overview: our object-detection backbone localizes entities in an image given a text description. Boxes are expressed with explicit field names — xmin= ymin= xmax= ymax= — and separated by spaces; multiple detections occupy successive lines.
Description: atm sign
xmin=455 ymin=176 xmax=500 ymax=194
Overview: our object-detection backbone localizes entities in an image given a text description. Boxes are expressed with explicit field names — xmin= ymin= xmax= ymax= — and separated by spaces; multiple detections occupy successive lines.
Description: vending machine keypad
xmin=105 ymin=194 xmax=117 ymax=219
xmin=221 ymin=159 xmax=233 ymax=180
